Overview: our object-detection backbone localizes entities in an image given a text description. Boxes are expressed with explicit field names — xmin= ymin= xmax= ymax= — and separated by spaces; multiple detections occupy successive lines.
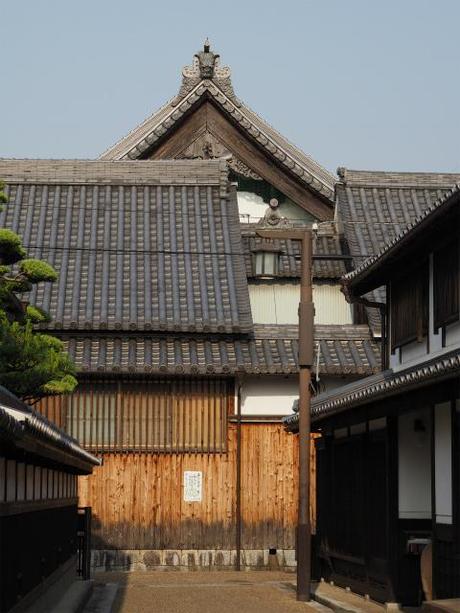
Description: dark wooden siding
xmin=433 ymin=238 xmax=459 ymax=332
xmin=316 ymin=425 xmax=391 ymax=602
xmin=390 ymin=262 xmax=429 ymax=351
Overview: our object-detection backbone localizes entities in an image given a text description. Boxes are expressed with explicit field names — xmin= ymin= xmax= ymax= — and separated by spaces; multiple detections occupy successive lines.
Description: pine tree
xmin=0 ymin=181 xmax=77 ymax=403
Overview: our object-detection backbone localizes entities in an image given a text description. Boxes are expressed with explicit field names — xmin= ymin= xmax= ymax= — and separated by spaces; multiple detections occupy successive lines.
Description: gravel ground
xmin=91 ymin=571 xmax=321 ymax=613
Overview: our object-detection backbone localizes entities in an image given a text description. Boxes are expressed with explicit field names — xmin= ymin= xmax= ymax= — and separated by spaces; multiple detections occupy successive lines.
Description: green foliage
xmin=26 ymin=304 xmax=51 ymax=324
xmin=0 ymin=178 xmax=76 ymax=404
xmin=0 ymin=228 xmax=26 ymax=264
xmin=0 ymin=181 xmax=7 ymax=208
xmin=0 ymin=315 xmax=77 ymax=403
xmin=20 ymin=259 xmax=58 ymax=283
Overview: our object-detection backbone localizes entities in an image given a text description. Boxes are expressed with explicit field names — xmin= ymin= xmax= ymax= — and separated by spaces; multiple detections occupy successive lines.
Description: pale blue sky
xmin=2 ymin=0 xmax=459 ymax=173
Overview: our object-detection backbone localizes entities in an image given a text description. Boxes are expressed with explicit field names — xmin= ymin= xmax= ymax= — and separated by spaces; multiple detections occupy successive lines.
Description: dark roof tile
xmin=0 ymin=160 xmax=252 ymax=334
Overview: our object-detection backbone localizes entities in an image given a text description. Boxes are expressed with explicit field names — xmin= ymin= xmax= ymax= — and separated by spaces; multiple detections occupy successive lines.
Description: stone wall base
xmin=92 ymin=549 xmax=296 ymax=572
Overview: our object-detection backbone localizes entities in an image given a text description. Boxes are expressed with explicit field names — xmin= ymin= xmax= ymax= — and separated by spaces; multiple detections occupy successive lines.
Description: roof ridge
xmin=234 ymin=94 xmax=336 ymax=189
xmin=338 ymin=167 xmax=460 ymax=187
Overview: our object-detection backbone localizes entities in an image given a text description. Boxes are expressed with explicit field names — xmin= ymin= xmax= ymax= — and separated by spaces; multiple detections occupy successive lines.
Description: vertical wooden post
xmin=255 ymin=227 xmax=314 ymax=600
xmin=297 ymin=231 xmax=313 ymax=601
xmin=236 ymin=382 xmax=242 ymax=570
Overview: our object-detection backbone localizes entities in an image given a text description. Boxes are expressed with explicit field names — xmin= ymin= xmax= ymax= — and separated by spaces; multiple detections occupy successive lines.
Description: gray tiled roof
xmin=283 ymin=349 xmax=460 ymax=430
xmin=337 ymin=168 xmax=460 ymax=333
xmin=0 ymin=159 xmax=252 ymax=334
xmin=241 ymin=226 xmax=347 ymax=279
xmin=343 ymin=184 xmax=460 ymax=289
xmin=337 ymin=168 xmax=460 ymax=264
xmin=0 ymin=385 xmax=99 ymax=468
xmin=61 ymin=324 xmax=380 ymax=376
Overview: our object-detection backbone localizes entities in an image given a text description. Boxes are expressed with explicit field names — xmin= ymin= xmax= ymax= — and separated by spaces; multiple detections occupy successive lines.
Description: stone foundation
xmin=92 ymin=549 xmax=296 ymax=572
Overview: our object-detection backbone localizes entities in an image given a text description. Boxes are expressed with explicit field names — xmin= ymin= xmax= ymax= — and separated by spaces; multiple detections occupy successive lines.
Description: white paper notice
xmin=183 ymin=471 xmax=203 ymax=502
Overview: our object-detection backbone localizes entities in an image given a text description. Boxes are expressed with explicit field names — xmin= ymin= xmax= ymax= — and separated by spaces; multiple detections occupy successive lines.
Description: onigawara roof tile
xmin=61 ymin=324 xmax=380 ymax=377
xmin=283 ymin=349 xmax=460 ymax=430
xmin=0 ymin=159 xmax=252 ymax=335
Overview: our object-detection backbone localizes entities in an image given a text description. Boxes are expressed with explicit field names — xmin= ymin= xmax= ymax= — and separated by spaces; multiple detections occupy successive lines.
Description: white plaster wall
xmin=434 ymin=401 xmax=453 ymax=525
xmin=240 ymin=376 xmax=298 ymax=415
xmin=237 ymin=191 xmax=311 ymax=224
xmin=249 ymin=282 xmax=352 ymax=325
xmin=445 ymin=319 xmax=460 ymax=347
xmin=400 ymin=339 xmax=428 ymax=365
xmin=398 ymin=408 xmax=431 ymax=519
xmin=240 ymin=375 xmax=352 ymax=416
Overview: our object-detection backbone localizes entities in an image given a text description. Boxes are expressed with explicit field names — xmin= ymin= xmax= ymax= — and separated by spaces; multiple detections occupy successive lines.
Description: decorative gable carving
xmin=176 ymin=131 xmax=262 ymax=180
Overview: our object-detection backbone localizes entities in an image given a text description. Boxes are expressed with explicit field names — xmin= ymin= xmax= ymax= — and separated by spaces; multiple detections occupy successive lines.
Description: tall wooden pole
xmin=255 ymin=228 xmax=314 ymax=601
xmin=297 ymin=230 xmax=313 ymax=601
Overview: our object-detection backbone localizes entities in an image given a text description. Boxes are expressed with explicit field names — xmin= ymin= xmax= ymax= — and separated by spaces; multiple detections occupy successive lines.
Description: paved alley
xmin=86 ymin=571 xmax=324 ymax=613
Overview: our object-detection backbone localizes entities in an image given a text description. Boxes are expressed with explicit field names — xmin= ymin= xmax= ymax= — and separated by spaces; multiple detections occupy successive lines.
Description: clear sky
xmin=2 ymin=0 xmax=460 ymax=174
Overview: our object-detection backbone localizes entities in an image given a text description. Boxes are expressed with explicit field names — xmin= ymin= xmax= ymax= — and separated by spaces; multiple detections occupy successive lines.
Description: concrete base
xmin=91 ymin=549 xmax=296 ymax=572
xmin=9 ymin=556 xmax=85 ymax=613
xmin=311 ymin=581 xmax=385 ymax=613
xmin=48 ymin=580 xmax=93 ymax=613
xmin=423 ymin=599 xmax=460 ymax=613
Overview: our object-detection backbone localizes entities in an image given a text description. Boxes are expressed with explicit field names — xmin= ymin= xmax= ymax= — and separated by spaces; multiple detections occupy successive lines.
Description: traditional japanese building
xmin=0 ymin=44 xmax=380 ymax=571
xmin=286 ymin=171 xmax=460 ymax=604
xmin=0 ymin=385 xmax=98 ymax=613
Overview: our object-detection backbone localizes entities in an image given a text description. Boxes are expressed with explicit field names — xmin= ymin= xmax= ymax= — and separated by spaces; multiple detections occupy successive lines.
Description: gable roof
xmin=336 ymin=168 xmax=460 ymax=332
xmin=0 ymin=159 xmax=252 ymax=335
xmin=343 ymin=184 xmax=460 ymax=295
xmin=99 ymin=43 xmax=336 ymax=204
xmin=337 ymin=167 xmax=460 ymax=264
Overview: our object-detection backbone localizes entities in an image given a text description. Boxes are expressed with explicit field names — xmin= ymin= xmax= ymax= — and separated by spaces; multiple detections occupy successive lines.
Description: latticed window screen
xmin=433 ymin=238 xmax=459 ymax=331
xmin=390 ymin=261 xmax=429 ymax=351
xmin=37 ymin=378 xmax=232 ymax=453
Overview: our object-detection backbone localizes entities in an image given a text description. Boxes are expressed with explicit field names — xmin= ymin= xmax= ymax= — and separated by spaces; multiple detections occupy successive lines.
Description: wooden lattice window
xmin=433 ymin=238 xmax=459 ymax=332
xmin=37 ymin=378 xmax=233 ymax=453
xmin=390 ymin=261 xmax=429 ymax=351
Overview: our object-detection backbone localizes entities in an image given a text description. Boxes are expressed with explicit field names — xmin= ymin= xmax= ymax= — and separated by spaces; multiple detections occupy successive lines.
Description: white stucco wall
xmin=398 ymin=408 xmax=431 ymax=519
xmin=240 ymin=375 xmax=352 ymax=416
xmin=240 ymin=376 xmax=298 ymax=415
xmin=237 ymin=191 xmax=312 ymax=224
xmin=249 ymin=282 xmax=352 ymax=325
xmin=434 ymin=401 xmax=453 ymax=525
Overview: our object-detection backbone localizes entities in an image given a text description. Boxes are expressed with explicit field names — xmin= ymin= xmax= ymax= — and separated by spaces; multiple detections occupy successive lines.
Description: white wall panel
xmin=249 ymin=282 xmax=352 ymax=325
xmin=398 ymin=409 xmax=431 ymax=519
xmin=435 ymin=402 xmax=453 ymax=524
xmin=241 ymin=376 xmax=298 ymax=415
